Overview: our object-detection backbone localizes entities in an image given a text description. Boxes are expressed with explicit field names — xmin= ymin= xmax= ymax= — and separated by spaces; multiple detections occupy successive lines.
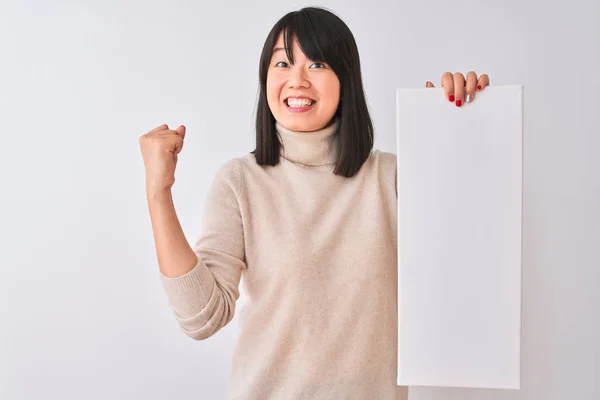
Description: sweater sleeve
xmin=159 ymin=158 xmax=246 ymax=340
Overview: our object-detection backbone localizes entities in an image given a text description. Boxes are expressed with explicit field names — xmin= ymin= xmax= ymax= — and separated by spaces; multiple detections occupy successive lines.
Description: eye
xmin=275 ymin=61 xmax=289 ymax=67
xmin=310 ymin=62 xmax=326 ymax=69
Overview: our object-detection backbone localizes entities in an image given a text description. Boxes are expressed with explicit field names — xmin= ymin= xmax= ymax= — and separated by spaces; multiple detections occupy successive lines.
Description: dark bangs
xmin=279 ymin=13 xmax=343 ymax=80
xmin=252 ymin=7 xmax=374 ymax=178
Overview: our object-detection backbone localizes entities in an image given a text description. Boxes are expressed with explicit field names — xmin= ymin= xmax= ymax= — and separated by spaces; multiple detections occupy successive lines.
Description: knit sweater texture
xmin=160 ymin=118 xmax=408 ymax=399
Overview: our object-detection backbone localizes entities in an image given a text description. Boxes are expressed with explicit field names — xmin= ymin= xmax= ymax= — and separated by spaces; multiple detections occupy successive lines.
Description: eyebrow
xmin=272 ymin=47 xmax=285 ymax=52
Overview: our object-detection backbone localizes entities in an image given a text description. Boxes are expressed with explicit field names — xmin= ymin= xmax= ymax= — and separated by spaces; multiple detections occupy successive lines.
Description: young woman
xmin=139 ymin=6 xmax=489 ymax=400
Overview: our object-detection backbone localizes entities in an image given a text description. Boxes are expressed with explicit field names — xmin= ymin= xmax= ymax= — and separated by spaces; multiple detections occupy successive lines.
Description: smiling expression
xmin=266 ymin=32 xmax=341 ymax=132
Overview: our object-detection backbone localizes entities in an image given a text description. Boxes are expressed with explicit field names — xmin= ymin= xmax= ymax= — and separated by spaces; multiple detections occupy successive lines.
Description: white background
xmin=1 ymin=1 xmax=598 ymax=399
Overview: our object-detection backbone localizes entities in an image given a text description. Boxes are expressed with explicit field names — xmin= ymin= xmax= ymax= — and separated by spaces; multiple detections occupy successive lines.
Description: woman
xmin=139 ymin=6 xmax=489 ymax=400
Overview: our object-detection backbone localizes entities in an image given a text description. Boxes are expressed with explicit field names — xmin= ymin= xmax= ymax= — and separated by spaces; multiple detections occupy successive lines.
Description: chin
xmin=278 ymin=116 xmax=330 ymax=132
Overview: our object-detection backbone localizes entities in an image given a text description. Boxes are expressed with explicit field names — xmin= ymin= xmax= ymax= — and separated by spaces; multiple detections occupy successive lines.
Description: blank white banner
xmin=396 ymin=85 xmax=523 ymax=389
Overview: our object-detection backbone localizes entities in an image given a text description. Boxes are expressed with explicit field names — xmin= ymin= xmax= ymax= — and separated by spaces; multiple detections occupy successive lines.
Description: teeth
xmin=287 ymin=98 xmax=314 ymax=107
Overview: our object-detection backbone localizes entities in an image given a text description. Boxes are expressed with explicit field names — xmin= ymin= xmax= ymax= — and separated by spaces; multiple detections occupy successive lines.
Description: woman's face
xmin=266 ymin=32 xmax=341 ymax=132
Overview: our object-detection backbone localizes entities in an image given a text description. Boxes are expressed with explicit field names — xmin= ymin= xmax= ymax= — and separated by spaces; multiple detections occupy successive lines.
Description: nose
xmin=287 ymin=65 xmax=310 ymax=89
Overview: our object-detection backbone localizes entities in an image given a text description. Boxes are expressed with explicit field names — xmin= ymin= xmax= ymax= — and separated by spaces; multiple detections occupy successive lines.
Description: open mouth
xmin=285 ymin=98 xmax=316 ymax=108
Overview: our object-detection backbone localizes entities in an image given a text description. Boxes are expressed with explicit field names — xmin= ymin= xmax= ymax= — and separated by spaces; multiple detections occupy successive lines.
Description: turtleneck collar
xmin=275 ymin=117 xmax=340 ymax=166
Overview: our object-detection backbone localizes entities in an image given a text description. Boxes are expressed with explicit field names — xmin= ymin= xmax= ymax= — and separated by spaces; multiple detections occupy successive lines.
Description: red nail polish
xmin=477 ymin=85 xmax=482 ymax=90
xmin=449 ymin=95 xmax=455 ymax=102
xmin=456 ymin=100 xmax=462 ymax=107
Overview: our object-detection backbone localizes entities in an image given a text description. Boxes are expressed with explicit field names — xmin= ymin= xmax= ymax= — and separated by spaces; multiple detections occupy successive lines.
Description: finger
xmin=465 ymin=71 xmax=477 ymax=103
xmin=477 ymin=74 xmax=489 ymax=91
xmin=441 ymin=72 xmax=454 ymax=102
xmin=175 ymin=125 xmax=186 ymax=140
xmin=156 ymin=129 xmax=178 ymax=137
xmin=172 ymin=136 xmax=184 ymax=155
xmin=453 ymin=72 xmax=465 ymax=107
xmin=426 ymin=81 xmax=435 ymax=88
xmin=150 ymin=124 xmax=169 ymax=133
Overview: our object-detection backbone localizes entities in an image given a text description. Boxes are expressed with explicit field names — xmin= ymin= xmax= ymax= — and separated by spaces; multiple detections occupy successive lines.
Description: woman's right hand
xmin=139 ymin=124 xmax=186 ymax=194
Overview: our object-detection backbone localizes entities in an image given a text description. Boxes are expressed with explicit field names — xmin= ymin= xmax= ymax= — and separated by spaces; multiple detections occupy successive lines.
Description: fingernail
xmin=449 ymin=95 xmax=455 ymax=102
xmin=477 ymin=85 xmax=482 ymax=90
xmin=456 ymin=99 xmax=462 ymax=107
xmin=466 ymin=94 xmax=471 ymax=103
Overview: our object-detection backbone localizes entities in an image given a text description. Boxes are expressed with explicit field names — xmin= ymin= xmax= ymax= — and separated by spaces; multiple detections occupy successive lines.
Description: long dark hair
xmin=251 ymin=7 xmax=374 ymax=178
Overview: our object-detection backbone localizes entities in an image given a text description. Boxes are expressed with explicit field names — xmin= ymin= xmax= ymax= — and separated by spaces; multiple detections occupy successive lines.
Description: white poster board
xmin=396 ymin=85 xmax=523 ymax=389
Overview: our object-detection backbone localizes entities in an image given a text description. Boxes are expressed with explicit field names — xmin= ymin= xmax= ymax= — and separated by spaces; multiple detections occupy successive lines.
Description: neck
xmin=275 ymin=118 xmax=340 ymax=166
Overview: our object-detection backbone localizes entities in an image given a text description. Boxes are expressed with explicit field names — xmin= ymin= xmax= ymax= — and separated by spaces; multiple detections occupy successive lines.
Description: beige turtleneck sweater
xmin=160 ymin=118 xmax=408 ymax=399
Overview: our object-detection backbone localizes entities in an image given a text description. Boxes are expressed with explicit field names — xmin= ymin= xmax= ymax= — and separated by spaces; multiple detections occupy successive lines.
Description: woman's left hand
xmin=426 ymin=72 xmax=489 ymax=107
